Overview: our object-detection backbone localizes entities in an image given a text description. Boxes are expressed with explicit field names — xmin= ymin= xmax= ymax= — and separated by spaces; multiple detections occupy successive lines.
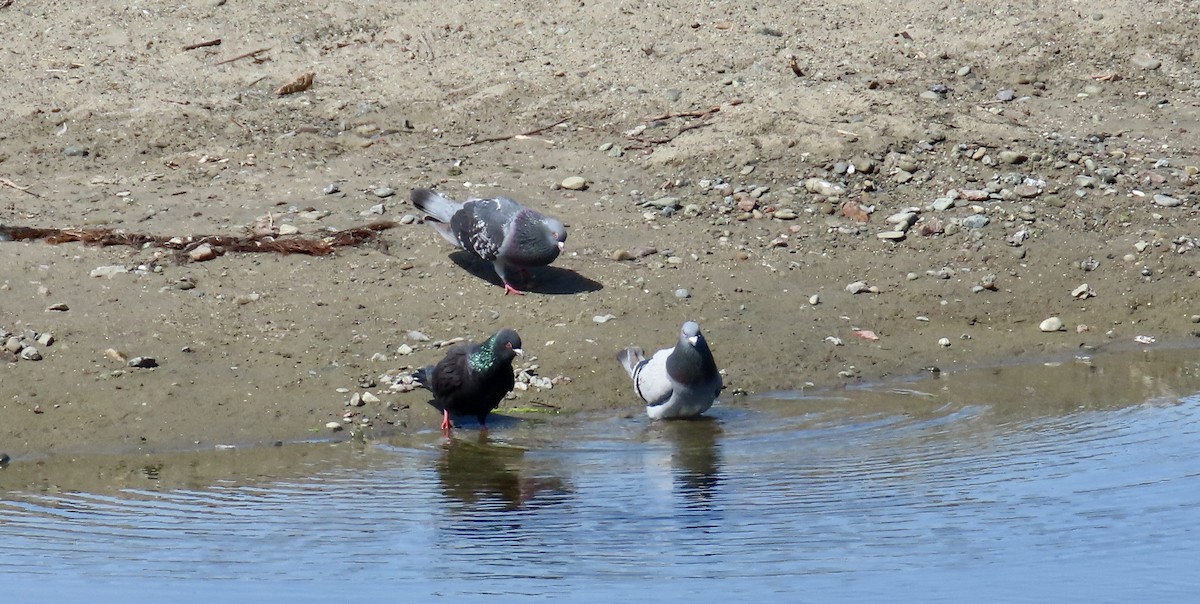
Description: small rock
xmin=128 ymin=356 xmax=159 ymax=368
xmin=6 ymin=337 xmax=24 ymax=353
xmin=674 ymin=288 xmax=691 ymax=299
xmin=938 ymin=337 xmax=951 ymax=347
xmin=46 ymin=303 xmax=69 ymax=312
xmin=348 ymin=392 xmax=364 ymax=407
xmin=1072 ymin=284 xmax=1094 ymax=299
xmin=962 ymin=214 xmax=990 ymax=229
xmin=278 ymin=224 xmax=300 ymax=235
xmin=325 ymin=421 xmax=344 ymax=432
xmin=1039 ymin=317 xmax=1064 ymax=332
xmin=373 ymin=186 xmax=395 ymax=198
xmin=36 ymin=333 xmax=54 ymax=346
xmin=773 ymin=208 xmax=798 ymax=220
xmin=804 ymin=178 xmax=845 ymax=197
xmin=1131 ymin=54 xmax=1161 ymax=70
xmin=188 ymin=243 xmax=217 ymax=262
xmin=396 ymin=344 xmax=414 ymax=355
xmin=998 ymin=151 xmax=1028 ymax=164
xmin=1152 ymin=194 xmax=1182 ymax=207
xmin=561 ymin=176 xmax=587 ymax=191
xmin=323 ymin=183 xmax=340 ymax=195
xmin=593 ymin=314 xmax=616 ymax=324
xmin=846 ymin=281 xmax=870 ymax=294
xmin=877 ymin=231 xmax=906 ymax=241
xmin=407 ymin=330 xmax=431 ymax=342
xmin=1013 ymin=184 xmax=1041 ymax=198
xmin=19 ymin=347 xmax=42 ymax=361
xmin=63 ymin=146 xmax=89 ymax=157
xmin=995 ymin=89 xmax=1016 ymax=102
xmin=931 ymin=197 xmax=956 ymax=211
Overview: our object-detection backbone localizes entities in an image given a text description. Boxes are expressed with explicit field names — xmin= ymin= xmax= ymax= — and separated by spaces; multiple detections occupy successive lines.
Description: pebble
xmin=998 ymin=151 xmax=1027 ymax=164
xmin=846 ymin=281 xmax=876 ymax=294
xmin=643 ymin=196 xmax=680 ymax=209
xmin=348 ymin=393 xmax=364 ymax=407
xmin=396 ymin=344 xmax=413 ymax=355
xmin=63 ymin=145 xmax=89 ymax=157
xmin=36 ymin=332 xmax=54 ymax=346
xmin=962 ymin=214 xmax=990 ymax=229
xmin=1013 ymin=184 xmax=1041 ymax=198
xmin=128 ymin=356 xmax=159 ymax=368
xmin=674 ymin=288 xmax=691 ymax=299
xmin=773 ymin=208 xmax=798 ymax=220
xmin=804 ymin=178 xmax=845 ymax=197
xmin=325 ymin=421 xmax=343 ymax=432
xmin=877 ymin=231 xmax=906 ymax=241
xmin=188 ymin=243 xmax=217 ymax=262
xmin=1131 ymin=54 xmax=1161 ymax=70
xmin=561 ymin=176 xmax=588 ymax=191
xmin=938 ymin=337 xmax=952 ymax=347
xmin=373 ymin=186 xmax=395 ymax=198
xmin=931 ymin=197 xmax=956 ymax=211
xmin=1039 ymin=317 xmax=1064 ymax=332
xmin=91 ymin=264 xmax=131 ymax=279
xmin=593 ymin=314 xmax=616 ymax=324
xmin=808 ymin=294 xmax=820 ymax=305
xmin=19 ymin=346 xmax=42 ymax=361
xmin=278 ymin=224 xmax=300 ymax=235
xmin=995 ymin=89 xmax=1016 ymax=102
xmin=323 ymin=183 xmax=340 ymax=195
xmin=1072 ymin=284 xmax=1094 ymax=299
xmin=46 ymin=303 xmax=69 ymax=312
xmin=1152 ymin=194 xmax=1182 ymax=207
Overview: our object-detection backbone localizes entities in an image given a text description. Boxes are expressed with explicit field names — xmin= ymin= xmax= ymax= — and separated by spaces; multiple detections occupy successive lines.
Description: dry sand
xmin=2 ymin=0 xmax=1199 ymax=458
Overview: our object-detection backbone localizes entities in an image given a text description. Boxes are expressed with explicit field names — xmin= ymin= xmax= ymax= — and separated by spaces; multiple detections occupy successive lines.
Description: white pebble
xmin=593 ymin=314 xmax=616 ymax=324
xmin=808 ymin=294 xmax=820 ymax=305
xmin=1039 ymin=317 xmax=1064 ymax=332
xmin=938 ymin=337 xmax=951 ymax=347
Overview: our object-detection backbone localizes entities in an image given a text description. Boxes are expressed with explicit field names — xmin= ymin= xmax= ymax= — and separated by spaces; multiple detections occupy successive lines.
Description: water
xmin=3 ymin=349 xmax=1200 ymax=602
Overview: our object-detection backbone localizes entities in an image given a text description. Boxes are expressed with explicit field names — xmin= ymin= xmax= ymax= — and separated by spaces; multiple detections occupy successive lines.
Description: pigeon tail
xmin=411 ymin=188 xmax=460 ymax=223
xmin=616 ymin=346 xmax=646 ymax=378
xmin=414 ymin=365 xmax=435 ymax=390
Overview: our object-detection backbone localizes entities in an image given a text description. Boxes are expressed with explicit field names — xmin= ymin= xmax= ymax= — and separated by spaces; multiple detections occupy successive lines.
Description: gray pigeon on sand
xmin=617 ymin=321 xmax=722 ymax=420
xmin=411 ymin=188 xmax=567 ymax=295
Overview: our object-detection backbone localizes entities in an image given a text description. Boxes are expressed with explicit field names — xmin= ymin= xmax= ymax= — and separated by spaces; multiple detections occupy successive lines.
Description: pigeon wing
xmin=632 ymin=347 xmax=675 ymax=406
xmin=450 ymin=198 xmax=518 ymax=262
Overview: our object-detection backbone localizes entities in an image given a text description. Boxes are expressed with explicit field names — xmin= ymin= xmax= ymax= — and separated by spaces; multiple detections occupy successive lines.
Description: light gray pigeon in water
xmin=617 ymin=321 xmax=722 ymax=419
xmin=410 ymin=188 xmax=567 ymax=295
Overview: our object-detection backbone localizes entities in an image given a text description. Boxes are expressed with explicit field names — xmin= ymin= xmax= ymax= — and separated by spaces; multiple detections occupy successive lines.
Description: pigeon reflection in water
xmin=657 ymin=418 xmax=723 ymax=509
xmin=434 ymin=433 xmax=568 ymax=512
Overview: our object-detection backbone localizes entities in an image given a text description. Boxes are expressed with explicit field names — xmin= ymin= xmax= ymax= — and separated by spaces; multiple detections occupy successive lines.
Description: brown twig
xmin=0 ymin=177 xmax=40 ymax=198
xmin=182 ymin=38 xmax=222 ymax=51
xmin=450 ymin=116 xmax=572 ymax=148
xmin=643 ymin=98 xmax=742 ymax=122
xmin=0 ymin=221 xmax=398 ymax=259
xmin=214 ymin=47 xmax=271 ymax=66
xmin=787 ymin=56 xmax=804 ymax=77
xmin=628 ymin=121 xmax=714 ymax=147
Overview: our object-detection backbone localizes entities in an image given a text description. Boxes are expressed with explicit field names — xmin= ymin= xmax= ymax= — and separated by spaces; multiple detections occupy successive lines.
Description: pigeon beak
xmin=687 ymin=336 xmax=699 ymax=346
xmin=513 ymin=348 xmax=525 ymax=357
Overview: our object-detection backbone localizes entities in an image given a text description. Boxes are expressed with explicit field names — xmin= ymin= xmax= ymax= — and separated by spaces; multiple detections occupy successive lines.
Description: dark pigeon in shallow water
xmin=414 ymin=329 xmax=524 ymax=431
xmin=411 ymin=188 xmax=567 ymax=295
xmin=617 ymin=321 xmax=722 ymax=420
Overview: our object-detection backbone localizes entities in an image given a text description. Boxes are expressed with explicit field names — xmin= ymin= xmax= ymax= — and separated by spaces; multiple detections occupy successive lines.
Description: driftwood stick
xmin=182 ymin=38 xmax=222 ymax=51
xmin=214 ymin=47 xmax=271 ymax=66
xmin=451 ymin=117 xmax=571 ymax=148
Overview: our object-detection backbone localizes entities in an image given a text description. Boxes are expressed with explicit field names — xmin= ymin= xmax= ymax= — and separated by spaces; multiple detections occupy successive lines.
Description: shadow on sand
xmin=448 ymin=250 xmax=603 ymax=295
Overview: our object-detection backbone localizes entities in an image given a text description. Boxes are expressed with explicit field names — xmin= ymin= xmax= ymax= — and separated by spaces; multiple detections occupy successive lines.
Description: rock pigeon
xmin=617 ymin=321 xmax=722 ymax=420
xmin=410 ymin=188 xmax=567 ymax=295
xmin=414 ymin=329 xmax=523 ymax=431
